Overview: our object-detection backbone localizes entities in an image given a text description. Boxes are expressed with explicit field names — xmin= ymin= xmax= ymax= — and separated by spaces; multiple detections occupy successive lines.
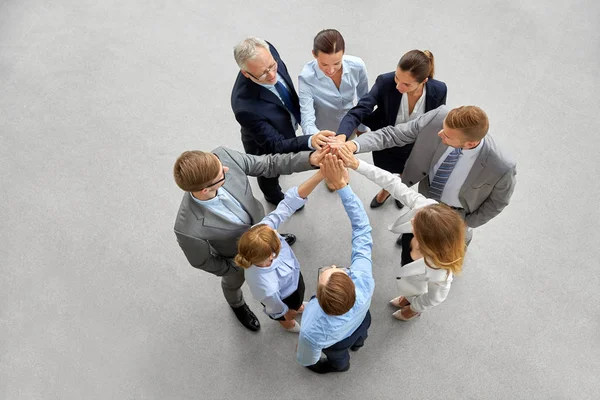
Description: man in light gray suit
xmin=173 ymin=146 xmax=322 ymax=331
xmin=339 ymin=105 xmax=516 ymax=242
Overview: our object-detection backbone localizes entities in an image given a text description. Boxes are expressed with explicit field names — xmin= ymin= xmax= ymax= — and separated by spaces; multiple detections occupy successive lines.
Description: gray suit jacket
xmin=174 ymin=146 xmax=314 ymax=276
xmin=354 ymin=106 xmax=517 ymax=228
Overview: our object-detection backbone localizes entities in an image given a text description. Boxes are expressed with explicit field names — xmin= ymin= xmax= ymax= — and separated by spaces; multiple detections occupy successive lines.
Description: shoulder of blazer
xmin=376 ymin=71 xmax=396 ymax=88
xmin=424 ymin=79 xmax=447 ymax=107
xmin=478 ymin=135 xmax=517 ymax=172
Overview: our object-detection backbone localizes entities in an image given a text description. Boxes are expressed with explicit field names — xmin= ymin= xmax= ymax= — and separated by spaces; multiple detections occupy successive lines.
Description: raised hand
xmin=309 ymin=145 xmax=331 ymax=166
xmin=311 ymin=130 xmax=336 ymax=149
xmin=336 ymin=144 xmax=360 ymax=170
xmin=319 ymin=154 xmax=347 ymax=190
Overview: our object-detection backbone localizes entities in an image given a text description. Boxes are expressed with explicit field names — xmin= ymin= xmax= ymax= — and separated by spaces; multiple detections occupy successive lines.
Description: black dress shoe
xmin=395 ymin=199 xmax=404 ymax=209
xmin=281 ymin=233 xmax=296 ymax=246
xmin=350 ymin=344 xmax=363 ymax=352
xmin=395 ymin=234 xmax=403 ymax=246
xmin=307 ymin=359 xmax=350 ymax=374
xmin=230 ymin=304 xmax=260 ymax=332
xmin=369 ymin=193 xmax=390 ymax=209
xmin=264 ymin=196 xmax=284 ymax=206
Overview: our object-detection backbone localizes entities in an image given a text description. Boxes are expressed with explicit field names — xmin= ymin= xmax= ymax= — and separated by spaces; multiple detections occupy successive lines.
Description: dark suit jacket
xmin=337 ymin=72 xmax=447 ymax=137
xmin=231 ymin=43 xmax=310 ymax=156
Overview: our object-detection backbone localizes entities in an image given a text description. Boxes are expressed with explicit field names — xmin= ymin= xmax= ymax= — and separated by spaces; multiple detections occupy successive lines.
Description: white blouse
xmin=394 ymin=86 xmax=427 ymax=125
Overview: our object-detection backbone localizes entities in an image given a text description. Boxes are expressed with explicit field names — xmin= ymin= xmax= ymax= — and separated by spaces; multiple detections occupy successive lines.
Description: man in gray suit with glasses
xmin=173 ymin=146 xmax=324 ymax=331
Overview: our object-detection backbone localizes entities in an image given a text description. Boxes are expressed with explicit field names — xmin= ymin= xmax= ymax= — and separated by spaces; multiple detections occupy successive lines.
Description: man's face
xmin=203 ymin=155 xmax=229 ymax=192
xmin=438 ymin=120 xmax=467 ymax=148
xmin=242 ymin=47 xmax=278 ymax=85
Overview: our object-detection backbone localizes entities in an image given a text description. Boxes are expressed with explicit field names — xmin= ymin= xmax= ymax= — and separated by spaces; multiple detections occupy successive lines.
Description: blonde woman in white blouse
xmin=336 ymin=146 xmax=465 ymax=320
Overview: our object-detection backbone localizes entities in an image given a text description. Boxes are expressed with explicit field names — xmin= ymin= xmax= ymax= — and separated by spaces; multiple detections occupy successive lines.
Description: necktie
xmin=429 ymin=148 xmax=463 ymax=201
xmin=274 ymin=80 xmax=301 ymax=124
xmin=218 ymin=191 xmax=251 ymax=225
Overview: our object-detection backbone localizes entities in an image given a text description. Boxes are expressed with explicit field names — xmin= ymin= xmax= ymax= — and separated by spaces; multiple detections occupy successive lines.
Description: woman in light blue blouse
xmin=234 ymin=169 xmax=325 ymax=333
xmin=298 ymin=29 xmax=369 ymax=138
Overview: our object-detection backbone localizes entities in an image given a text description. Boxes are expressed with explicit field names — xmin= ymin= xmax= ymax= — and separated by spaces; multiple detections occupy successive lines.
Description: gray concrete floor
xmin=1 ymin=0 xmax=599 ymax=399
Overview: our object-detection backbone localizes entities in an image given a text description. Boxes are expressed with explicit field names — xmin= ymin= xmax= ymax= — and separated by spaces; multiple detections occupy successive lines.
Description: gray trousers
xmin=221 ymin=265 xmax=245 ymax=308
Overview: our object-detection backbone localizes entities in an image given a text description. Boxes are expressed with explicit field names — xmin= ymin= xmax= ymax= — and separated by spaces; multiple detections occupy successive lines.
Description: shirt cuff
xmin=351 ymin=139 xmax=361 ymax=152
xmin=307 ymin=135 xmax=315 ymax=150
xmin=337 ymin=184 xmax=353 ymax=199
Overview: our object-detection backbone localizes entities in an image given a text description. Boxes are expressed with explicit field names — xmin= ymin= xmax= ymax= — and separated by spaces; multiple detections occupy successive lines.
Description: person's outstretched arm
xmin=259 ymin=170 xmax=324 ymax=230
xmin=320 ymin=155 xmax=372 ymax=276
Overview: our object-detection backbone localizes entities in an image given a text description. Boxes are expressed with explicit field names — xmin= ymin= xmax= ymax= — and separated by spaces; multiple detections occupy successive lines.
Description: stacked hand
xmin=311 ymin=130 xmax=336 ymax=149
xmin=319 ymin=154 xmax=348 ymax=190
xmin=335 ymin=144 xmax=360 ymax=170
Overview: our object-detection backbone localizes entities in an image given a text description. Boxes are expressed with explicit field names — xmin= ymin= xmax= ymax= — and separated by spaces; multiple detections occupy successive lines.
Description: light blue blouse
xmin=244 ymin=187 xmax=306 ymax=319
xmin=298 ymin=55 xmax=369 ymax=135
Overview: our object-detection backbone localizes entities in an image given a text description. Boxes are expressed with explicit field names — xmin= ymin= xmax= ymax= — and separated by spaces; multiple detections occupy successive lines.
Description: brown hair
xmin=317 ymin=271 xmax=356 ymax=315
xmin=313 ymin=29 xmax=345 ymax=55
xmin=234 ymin=224 xmax=281 ymax=268
xmin=413 ymin=204 xmax=466 ymax=276
xmin=445 ymin=106 xmax=489 ymax=142
xmin=398 ymin=50 xmax=435 ymax=83
xmin=173 ymin=151 xmax=221 ymax=192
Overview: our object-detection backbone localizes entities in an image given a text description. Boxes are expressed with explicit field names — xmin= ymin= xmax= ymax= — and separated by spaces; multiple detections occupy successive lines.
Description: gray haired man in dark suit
xmin=173 ymin=146 xmax=323 ymax=331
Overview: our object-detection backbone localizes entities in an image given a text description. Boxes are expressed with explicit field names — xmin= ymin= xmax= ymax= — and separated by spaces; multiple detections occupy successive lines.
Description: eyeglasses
xmin=201 ymin=153 xmax=226 ymax=190
xmin=246 ymin=61 xmax=278 ymax=82
xmin=317 ymin=266 xmax=349 ymax=285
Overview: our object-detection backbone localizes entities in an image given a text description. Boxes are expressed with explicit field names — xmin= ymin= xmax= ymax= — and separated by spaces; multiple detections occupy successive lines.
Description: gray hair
xmin=233 ymin=37 xmax=270 ymax=69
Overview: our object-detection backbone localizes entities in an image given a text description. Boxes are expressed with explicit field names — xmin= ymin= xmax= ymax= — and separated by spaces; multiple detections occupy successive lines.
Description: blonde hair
xmin=173 ymin=151 xmax=221 ymax=192
xmin=317 ymin=271 xmax=356 ymax=316
xmin=413 ymin=204 xmax=466 ymax=276
xmin=445 ymin=106 xmax=489 ymax=142
xmin=234 ymin=224 xmax=281 ymax=268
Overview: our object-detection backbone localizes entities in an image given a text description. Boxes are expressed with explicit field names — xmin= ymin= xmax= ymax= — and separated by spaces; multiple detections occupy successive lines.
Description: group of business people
xmin=173 ymin=30 xmax=517 ymax=374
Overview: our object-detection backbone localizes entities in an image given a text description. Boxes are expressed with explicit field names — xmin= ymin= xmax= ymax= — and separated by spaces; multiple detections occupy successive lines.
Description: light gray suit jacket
xmin=354 ymin=106 xmax=517 ymax=228
xmin=173 ymin=146 xmax=314 ymax=276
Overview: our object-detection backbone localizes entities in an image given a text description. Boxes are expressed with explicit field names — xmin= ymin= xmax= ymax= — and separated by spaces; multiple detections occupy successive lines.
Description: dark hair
xmin=398 ymin=50 xmax=435 ymax=83
xmin=313 ymin=29 xmax=345 ymax=55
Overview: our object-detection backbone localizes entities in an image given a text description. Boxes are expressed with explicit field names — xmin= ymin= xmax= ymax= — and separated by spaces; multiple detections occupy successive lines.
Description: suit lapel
xmin=430 ymin=141 xmax=449 ymax=172
xmin=424 ymin=81 xmax=437 ymax=112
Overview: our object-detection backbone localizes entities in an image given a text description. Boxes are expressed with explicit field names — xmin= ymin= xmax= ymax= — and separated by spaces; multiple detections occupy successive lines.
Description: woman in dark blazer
xmin=336 ymin=50 xmax=447 ymax=208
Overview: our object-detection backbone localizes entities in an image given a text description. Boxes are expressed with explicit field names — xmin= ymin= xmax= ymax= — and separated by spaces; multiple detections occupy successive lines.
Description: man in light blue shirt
xmin=296 ymin=154 xmax=374 ymax=373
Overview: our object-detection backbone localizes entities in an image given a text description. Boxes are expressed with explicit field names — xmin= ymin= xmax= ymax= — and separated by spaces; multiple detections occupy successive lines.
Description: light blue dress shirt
xmin=244 ymin=187 xmax=307 ymax=319
xmin=189 ymin=187 xmax=250 ymax=225
xmin=296 ymin=185 xmax=374 ymax=366
xmin=298 ymin=55 xmax=369 ymax=135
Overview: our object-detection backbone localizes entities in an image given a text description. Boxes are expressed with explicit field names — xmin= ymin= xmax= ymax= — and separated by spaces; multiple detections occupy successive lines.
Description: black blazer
xmin=337 ymin=72 xmax=447 ymax=137
xmin=231 ymin=43 xmax=310 ymax=156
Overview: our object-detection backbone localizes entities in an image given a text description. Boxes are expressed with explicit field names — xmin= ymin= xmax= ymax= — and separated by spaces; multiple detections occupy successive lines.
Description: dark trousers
xmin=323 ymin=310 xmax=372 ymax=369
xmin=257 ymin=175 xmax=283 ymax=204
